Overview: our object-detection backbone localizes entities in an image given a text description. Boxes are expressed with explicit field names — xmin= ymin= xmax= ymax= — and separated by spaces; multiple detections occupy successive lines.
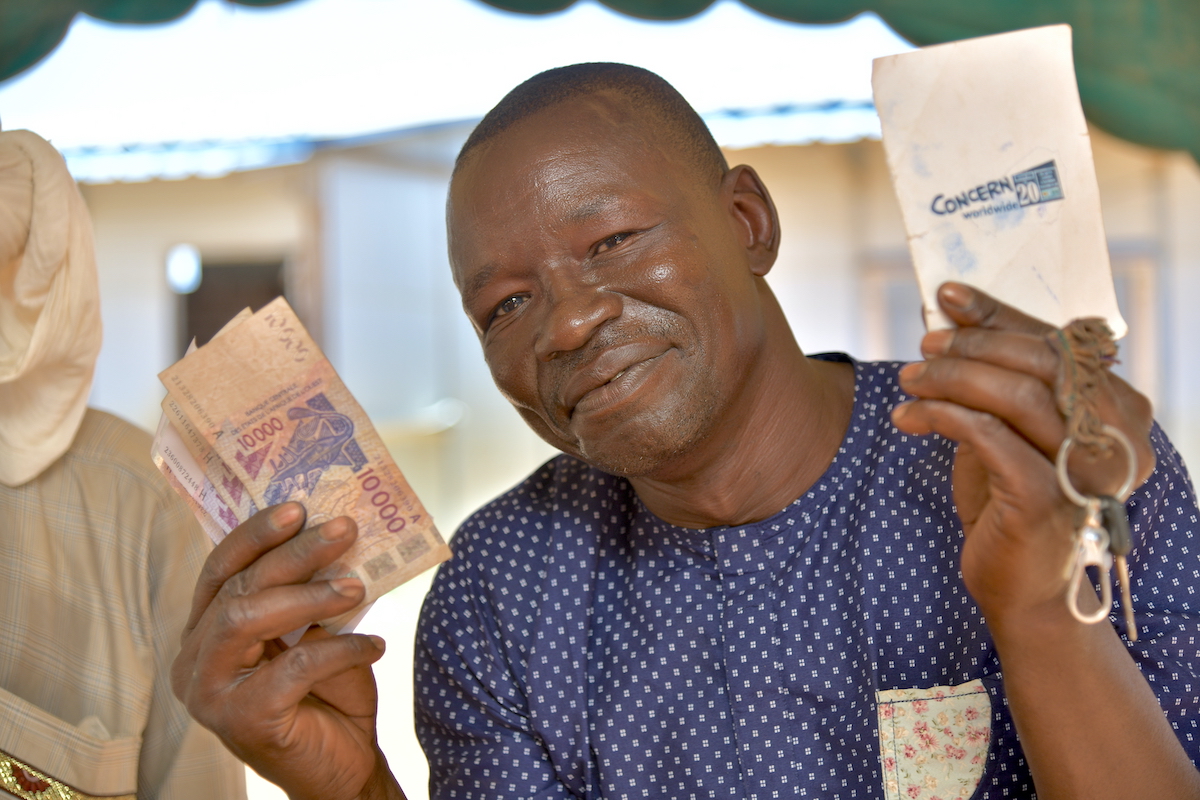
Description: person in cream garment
xmin=0 ymin=129 xmax=246 ymax=800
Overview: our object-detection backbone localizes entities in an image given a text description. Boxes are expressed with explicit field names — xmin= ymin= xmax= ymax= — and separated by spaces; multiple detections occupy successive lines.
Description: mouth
xmin=561 ymin=344 xmax=673 ymax=419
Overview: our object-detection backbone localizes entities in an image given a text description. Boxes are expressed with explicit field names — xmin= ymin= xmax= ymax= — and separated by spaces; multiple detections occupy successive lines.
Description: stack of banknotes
xmin=151 ymin=297 xmax=450 ymax=635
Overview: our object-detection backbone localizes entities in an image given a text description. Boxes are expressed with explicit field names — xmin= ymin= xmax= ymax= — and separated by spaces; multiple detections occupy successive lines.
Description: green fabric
xmin=488 ymin=0 xmax=1200 ymax=161
xmin=0 ymin=0 xmax=295 ymax=88
xmin=2 ymin=0 xmax=1197 ymax=161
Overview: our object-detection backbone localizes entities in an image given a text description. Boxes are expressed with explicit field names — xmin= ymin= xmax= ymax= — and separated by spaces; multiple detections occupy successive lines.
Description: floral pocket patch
xmin=877 ymin=679 xmax=992 ymax=800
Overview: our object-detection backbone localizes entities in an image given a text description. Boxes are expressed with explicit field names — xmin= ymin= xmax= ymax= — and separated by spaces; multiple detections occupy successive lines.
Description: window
xmin=179 ymin=261 xmax=285 ymax=355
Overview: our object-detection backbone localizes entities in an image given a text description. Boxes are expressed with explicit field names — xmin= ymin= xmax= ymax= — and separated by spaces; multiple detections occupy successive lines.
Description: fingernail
xmin=899 ymin=361 xmax=926 ymax=382
xmin=330 ymin=577 xmax=363 ymax=597
xmin=940 ymin=282 xmax=973 ymax=310
xmin=318 ymin=517 xmax=352 ymax=543
xmin=269 ymin=503 xmax=302 ymax=530
xmin=921 ymin=329 xmax=953 ymax=357
xmin=368 ymin=635 xmax=386 ymax=652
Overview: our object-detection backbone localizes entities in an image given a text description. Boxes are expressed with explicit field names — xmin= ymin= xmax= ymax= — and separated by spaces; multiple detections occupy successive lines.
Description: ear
xmin=721 ymin=164 xmax=780 ymax=276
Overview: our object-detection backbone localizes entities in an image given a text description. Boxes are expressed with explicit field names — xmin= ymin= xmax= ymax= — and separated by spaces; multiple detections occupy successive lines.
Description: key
xmin=1099 ymin=494 xmax=1137 ymax=641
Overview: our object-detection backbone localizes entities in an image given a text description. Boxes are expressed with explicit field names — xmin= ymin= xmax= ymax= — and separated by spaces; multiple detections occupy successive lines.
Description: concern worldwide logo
xmin=930 ymin=160 xmax=1065 ymax=219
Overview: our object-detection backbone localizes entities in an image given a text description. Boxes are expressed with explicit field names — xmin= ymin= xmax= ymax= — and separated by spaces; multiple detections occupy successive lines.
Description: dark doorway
xmin=180 ymin=261 xmax=285 ymax=355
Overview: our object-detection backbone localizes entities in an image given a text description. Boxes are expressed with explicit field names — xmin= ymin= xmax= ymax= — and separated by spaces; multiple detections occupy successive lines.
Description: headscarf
xmin=0 ymin=130 xmax=102 ymax=487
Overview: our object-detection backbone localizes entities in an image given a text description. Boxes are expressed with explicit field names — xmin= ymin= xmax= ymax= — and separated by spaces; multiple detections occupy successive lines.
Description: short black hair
xmin=454 ymin=62 xmax=728 ymax=185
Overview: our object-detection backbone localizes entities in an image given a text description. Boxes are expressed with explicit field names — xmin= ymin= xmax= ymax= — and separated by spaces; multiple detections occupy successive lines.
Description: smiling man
xmin=172 ymin=64 xmax=1200 ymax=800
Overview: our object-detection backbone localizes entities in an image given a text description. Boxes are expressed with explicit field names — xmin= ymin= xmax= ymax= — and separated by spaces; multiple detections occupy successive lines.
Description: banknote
xmin=153 ymin=314 xmax=259 ymax=530
xmin=161 ymin=393 xmax=259 ymax=523
xmin=151 ymin=410 xmax=239 ymax=543
xmin=158 ymin=297 xmax=450 ymax=631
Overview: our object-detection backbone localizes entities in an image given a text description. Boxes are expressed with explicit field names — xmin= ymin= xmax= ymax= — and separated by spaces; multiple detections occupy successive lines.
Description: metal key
xmin=1099 ymin=494 xmax=1137 ymax=641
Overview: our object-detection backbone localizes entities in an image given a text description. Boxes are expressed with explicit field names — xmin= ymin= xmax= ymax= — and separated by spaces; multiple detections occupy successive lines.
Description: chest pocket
xmin=0 ymin=687 xmax=139 ymax=798
xmin=877 ymin=679 xmax=992 ymax=800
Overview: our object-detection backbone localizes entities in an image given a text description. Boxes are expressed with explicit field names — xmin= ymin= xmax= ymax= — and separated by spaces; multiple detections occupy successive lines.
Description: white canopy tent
xmin=0 ymin=0 xmax=911 ymax=153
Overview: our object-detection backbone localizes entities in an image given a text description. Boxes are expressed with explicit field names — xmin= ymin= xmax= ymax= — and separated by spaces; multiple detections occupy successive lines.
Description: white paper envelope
xmin=872 ymin=25 xmax=1126 ymax=337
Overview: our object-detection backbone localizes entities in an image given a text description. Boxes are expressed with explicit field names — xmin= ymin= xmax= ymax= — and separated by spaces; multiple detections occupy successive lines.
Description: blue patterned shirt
xmin=416 ymin=356 xmax=1200 ymax=799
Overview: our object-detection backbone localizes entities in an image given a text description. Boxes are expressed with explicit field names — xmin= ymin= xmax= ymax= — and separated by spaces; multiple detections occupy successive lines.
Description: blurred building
xmin=65 ymin=112 xmax=1200 ymax=800
xmin=70 ymin=116 xmax=1200 ymax=499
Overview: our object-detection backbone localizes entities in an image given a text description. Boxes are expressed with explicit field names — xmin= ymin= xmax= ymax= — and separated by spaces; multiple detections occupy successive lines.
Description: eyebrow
xmin=460 ymin=262 xmax=498 ymax=311
xmin=567 ymin=195 xmax=619 ymax=224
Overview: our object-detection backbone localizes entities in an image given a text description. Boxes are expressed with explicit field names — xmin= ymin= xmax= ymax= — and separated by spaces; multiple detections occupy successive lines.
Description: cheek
xmin=618 ymin=254 xmax=712 ymax=317
xmin=485 ymin=337 xmax=557 ymax=422
xmin=486 ymin=351 xmax=535 ymax=409
xmin=647 ymin=263 xmax=673 ymax=285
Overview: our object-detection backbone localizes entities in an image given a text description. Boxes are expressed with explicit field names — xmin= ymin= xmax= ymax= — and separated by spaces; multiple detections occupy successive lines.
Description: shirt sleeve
xmin=1122 ymin=422 xmax=1200 ymax=766
xmin=137 ymin=487 xmax=247 ymax=800
xmin=414 ymin=539 xmax=574 ymax=800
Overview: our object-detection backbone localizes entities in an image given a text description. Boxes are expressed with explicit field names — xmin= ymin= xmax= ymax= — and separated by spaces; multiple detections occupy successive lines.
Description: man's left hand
xmin=891 ymin=281 xmax=1155 ymax=637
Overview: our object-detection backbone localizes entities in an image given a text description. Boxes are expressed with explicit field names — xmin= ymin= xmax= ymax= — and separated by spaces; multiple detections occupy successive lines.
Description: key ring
xmin=1055 ymin=423 xmax=1138 ymax=506
xmin=1056 ymin=424 xmax=1136 ymax=625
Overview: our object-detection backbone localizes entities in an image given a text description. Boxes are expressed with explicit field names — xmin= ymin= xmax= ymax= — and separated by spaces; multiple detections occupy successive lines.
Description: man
xmin=0 ymin=129 xmax=246 ymax=799
xmin=172 ymin=65 xmax=1200 ymax=799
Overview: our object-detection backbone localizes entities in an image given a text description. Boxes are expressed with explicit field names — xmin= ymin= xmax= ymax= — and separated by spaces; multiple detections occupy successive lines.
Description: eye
xmin=488 ymin=294 xmax=527 ymax=326
xmin=593 ymin=231 xmax=632 ymax=255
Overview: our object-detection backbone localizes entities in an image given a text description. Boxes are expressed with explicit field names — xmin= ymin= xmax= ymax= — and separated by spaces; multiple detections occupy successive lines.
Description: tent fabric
xmin=488 ymin=0 xmax=1200 ymax=161
xmin=0 ymin=0 xmax=292 ymax=92
xmin=1 ymin=1 xmax=1197 ymax=161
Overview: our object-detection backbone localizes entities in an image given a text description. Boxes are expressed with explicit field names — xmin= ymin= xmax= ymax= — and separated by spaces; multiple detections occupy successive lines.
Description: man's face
xmin=448 ymin=93 xmax=770 ymax=478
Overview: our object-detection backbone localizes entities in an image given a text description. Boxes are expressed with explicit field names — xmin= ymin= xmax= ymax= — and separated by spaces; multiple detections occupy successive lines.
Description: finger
xmin=899 ymin=359 xmax=1065 ymax=457
xmin=293 ymin=626 xmax=381 ymax=713
xmin=921 ymin=327 xmax=1061 ymax=386
xmin=223 ymin=516 xmax=359 ymax=601
xmin=892 ymin=399 xmax=1049 ymax=488
xmin=185 ymin=503 xmax=307 ymax=637
xmin=174 ymin=515 xmax=361 ymax=704
xmin=937 ymin=282 xmax=1055 ymax=336
xmin=196 ymin=578 xmax=368 ymax=681
xmin=892 ymin=400 xmax=1069 ymax=527
xmin=237 ymin=633 xmax=386 ymax=721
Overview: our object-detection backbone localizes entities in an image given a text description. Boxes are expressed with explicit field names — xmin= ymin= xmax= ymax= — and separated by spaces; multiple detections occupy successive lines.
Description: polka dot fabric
xmin=415 ymin=355 xmax=1200 ymax=799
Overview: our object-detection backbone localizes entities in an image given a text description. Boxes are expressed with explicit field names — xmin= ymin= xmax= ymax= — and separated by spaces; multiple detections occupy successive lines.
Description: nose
xmin=534 ymin=282 xmax=622 ymax=361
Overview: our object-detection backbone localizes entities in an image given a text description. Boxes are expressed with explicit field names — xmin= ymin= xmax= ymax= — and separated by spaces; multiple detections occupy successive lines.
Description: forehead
xmin=447 ymin=94 xmax=698 ymax=283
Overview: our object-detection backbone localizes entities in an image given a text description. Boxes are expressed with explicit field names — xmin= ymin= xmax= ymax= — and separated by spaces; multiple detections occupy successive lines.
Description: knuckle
xmin=247 ymin=510 xmax=282 ymax=547
xmin=277 ymin=643 xmax=319 ymax=682
xmin=975 ymin=410 xmax=1008 ymax=437
xmin=1012 ymin=375 xmax=1055 ymax=416
xmin=222 ymin=569 xmax=255 ymax=599
xmin=1034 ymin=339 xmax=1061 ymax=377
xmin=951 ymin=329 xmax=984 ymax=359
xmin=213 ymin=596 xmax=256 ymax=634
xmin=973 ymin=298 xmax=1002 ymax=328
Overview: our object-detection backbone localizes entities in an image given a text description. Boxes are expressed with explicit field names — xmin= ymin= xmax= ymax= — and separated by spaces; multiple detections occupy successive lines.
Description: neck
xmin=628 ymin=335 xmax=855 ymax=530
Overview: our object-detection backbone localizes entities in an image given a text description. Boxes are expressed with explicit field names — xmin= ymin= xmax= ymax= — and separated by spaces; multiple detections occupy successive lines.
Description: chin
xmin=571 ymin=396 xmax=718 ymax=479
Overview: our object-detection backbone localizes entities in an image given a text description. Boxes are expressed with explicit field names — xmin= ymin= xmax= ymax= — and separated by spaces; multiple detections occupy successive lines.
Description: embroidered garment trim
xmin=0 ymin=748 xmax=135 ymax=800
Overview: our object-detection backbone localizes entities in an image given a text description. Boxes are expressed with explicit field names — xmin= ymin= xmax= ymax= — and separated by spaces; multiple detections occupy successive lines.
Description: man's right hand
xmin=171 ymin=503 xmax=405 ymax=800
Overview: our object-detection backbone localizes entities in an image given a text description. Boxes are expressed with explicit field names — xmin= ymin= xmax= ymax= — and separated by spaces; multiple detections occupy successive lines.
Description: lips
xmin=560 ymin=342 xmax=672 ymax=418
